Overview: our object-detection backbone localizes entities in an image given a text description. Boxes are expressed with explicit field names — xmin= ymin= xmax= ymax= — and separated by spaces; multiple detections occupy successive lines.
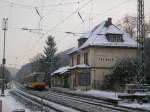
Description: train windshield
xmin=34 ymin=73 xmax=45 ymax=82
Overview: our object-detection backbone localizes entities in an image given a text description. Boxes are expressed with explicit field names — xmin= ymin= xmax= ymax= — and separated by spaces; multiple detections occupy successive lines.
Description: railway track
xmin=15 ymin=83 xmax=149 ymax=112
xmin=29 ymin=89 xmax=148 ymax=112
xmin=49 ymin=89 xmax=150 ymax=112
xmin=12 ymin=86 xmax=81 ymax=112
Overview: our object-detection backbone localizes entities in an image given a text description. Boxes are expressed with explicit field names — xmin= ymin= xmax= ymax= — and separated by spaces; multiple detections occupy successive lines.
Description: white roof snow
xmin=68 ymin=20 xmax=138 ymax=54
xmin=67 ymin=47 xmax=78 ymax=54
xmin=80 ymin=22 xmax=137 ymax=49
xmin=52 ymin=66 xmax=70 ymax=76
xmin=106 ymin=25 xmax=123 ymax=34
xmin=69 ymin=64 xmax=90 ymax=69
xmin=80 ymin=31 xmax=91 ymax=38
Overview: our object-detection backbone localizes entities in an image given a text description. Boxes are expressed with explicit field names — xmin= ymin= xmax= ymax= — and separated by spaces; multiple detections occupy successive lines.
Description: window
xmin=78 ymin=72 xmax=90 ymax=86
xmin=106 ymin=33 xmax=123 ymax=42
xmin=84 ymin=52 xmax=88 ymax=65
xmin=71 ymin=57 xmax=74 ymax=66
xmin=77 ymin=54 xmax=80 ymax=64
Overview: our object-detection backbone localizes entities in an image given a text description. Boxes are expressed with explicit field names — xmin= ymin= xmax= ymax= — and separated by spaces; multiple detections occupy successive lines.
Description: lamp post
xmin=1 ymin=18 xmax=8 ymax=96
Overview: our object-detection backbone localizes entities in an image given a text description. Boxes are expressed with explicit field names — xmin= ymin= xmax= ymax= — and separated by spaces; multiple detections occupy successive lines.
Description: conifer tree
xmin=42 ymin=35 xmax=58 ymax=86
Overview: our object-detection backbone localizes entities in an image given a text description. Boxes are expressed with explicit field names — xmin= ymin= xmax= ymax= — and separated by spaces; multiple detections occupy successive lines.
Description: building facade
xmin=52 ymin=18 xmax=138 ymax=90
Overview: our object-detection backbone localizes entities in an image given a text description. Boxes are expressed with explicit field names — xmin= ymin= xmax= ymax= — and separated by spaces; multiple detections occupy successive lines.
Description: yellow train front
xmin=23 ymin=72 xmax=47 ymax=90
xmin=31 ymin=82 xmax=46 ymax=90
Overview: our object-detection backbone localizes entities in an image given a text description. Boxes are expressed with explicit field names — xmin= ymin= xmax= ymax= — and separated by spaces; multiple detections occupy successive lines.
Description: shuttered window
xmin=84 ymin=52 xmax=88 ymax=65
xmin=77 ymin=54 xmax=80 ymax=64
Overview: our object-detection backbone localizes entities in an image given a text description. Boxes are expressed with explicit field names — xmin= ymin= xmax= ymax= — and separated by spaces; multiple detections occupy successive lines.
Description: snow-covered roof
xmin=68 ymin=19 xmax=138 ymax=54
xmin=80 ymin=31 xmax=91 ymax=39
xmin=52 ymin=66 xmax=70 ymax=76
xmin=106 ymin=25 xmax=123 ymax=34
xmin=69 ymin=64 xmax=90 ymax=69
xmin=67 ymin=47 xmax=78 ymax=54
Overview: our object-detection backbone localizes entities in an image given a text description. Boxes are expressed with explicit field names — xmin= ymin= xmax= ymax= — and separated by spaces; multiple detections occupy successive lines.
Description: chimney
xmin=104 ymin=18 xmax=112 ymax=27
xmin=108 ymin=18 xmax=112 ymax=25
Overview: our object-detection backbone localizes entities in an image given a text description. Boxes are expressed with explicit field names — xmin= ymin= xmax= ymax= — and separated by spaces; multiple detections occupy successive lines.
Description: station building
xmin=51 ymin=18 xmax=137 ymax=90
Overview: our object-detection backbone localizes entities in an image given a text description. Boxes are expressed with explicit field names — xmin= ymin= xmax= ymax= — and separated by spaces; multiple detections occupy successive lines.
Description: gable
xmin=68 ymin=18 xmax=138 ymax=55
xmin=79 ymin=18 xmax=137 ymax=49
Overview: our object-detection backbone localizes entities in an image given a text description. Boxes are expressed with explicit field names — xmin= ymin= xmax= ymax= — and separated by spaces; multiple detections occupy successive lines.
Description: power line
xmin=17 ymin=36 xmax=44 ymax=63
xmin=0 ymin=0 xmax=34 ymax=9
xmin=71 ymin=0 xmax=133 ymax=31
xmin=0 ymin=0 xmax=85 ymax=9
xmin=44 ymin=0 xmax=93 ymax=36
xmin=16 ymin=0 xmax=132 ymax=65
xmin=16 ymin=0 xmax=93 ymax=64
xmin=39 ymin=9 xmax=132 ymax=17
xmin=41 ymin=0 xmax=86 ymax=21
xmin=8 ymin=0 xmax=136 ymax=67
xmin=0 ymin=26 xmax=75 ymax=34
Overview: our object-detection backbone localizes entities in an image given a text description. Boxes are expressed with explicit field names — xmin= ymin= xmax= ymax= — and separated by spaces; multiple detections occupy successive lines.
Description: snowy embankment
xmin=85 ymin=90 xmax=119 ymax=100
xmin=0 ymin=89 xmax=30 ymax=112
xmin=119 ymin=102 xmax=150 ymax=111
xmin=15 ymin=88 xmax=80 ymax=112
xmin=85 ymin=90 xmax=150 ymax=111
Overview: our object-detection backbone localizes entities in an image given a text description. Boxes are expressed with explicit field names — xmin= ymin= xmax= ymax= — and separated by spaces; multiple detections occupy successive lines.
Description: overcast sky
xmin=0 ymin=0 xmax=150 ymax=68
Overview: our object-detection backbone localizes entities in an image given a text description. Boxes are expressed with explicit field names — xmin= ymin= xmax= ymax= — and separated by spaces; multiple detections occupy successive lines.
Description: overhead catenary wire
xmin=0 ymin=0 xmax=135 ymax=34
xmin=77 ymin=0 xmax=84 ymax=23
xmin=2 ymin=0 xmax=142 ymax=68
xmin=43 ymin=0 xmax=93 ymax=37
xmin=16 ymin=0 xmax=135 ymax=66
xmin=0 ymin=26 xmax=80 ymax=34
xmin=31 ymin=8 xmax=130 ymax=17
xmin=0 ymin=0 xmax=85 ymax=9
xmin=40 ymin=0 xmax=86 ymax=21
xmin=78 ymin=12 xmax=84 ymax=22
xmin=16 ymin=0 xmax=94 ymax=65
xmin=17 ymin=1 xmax=45 ymax=64
xmin=88 ymin=0 xmax=93 ymax=31
xmin=71 ymin=0 xmax=133 ymax=32
xmin=16 ymin=36 xmax=44 ymax=63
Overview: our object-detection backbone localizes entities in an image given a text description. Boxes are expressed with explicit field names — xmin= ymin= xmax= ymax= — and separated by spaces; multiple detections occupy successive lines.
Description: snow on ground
xmin=119 ymin=102 xmax=150 ymax=110
xmin=85 ymin=90 xmax=119 ymax=100
xmin=84 ymin=89 xmax=150 ymax=111
xmin=0 ymin=89 xmax=31 ymax=112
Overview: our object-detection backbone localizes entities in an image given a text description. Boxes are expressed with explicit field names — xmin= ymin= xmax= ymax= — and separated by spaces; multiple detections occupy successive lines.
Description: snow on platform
xmin=84 ymin=90 xmax=150 ymax=111
xmin=84 ymin=90 xmax=119 ymax=100
xmin=119 ymin=102 xmax=150 ymax=111
xmin=0 ymin=89 xmax=30 ymax=112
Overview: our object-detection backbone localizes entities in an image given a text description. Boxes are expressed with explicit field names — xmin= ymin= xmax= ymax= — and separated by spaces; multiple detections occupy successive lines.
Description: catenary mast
xmin=137 ymin=0 xmax=145 ymax=83
xmin=1 ymin=18 xmax=8 ymax=96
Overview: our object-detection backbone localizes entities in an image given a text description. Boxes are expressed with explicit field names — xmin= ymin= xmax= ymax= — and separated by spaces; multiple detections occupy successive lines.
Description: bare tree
xmin=117 ymin=15 xmax=150 ymax=38
xmin=30 ymin=53 xmax=42 ymax=72
xmin=117 ymin=15 xmax=137 ymax=38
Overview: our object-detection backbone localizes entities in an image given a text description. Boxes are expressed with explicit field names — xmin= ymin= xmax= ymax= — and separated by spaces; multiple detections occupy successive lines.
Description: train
xmin=23 ymin=72 xmax=47 ymax=90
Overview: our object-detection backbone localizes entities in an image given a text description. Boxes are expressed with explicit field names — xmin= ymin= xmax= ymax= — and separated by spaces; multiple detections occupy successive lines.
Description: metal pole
xmin=137 ymin=0 xmax=145 ymax=84
xmin=1 ymin=18 xmax=8 ymax=96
